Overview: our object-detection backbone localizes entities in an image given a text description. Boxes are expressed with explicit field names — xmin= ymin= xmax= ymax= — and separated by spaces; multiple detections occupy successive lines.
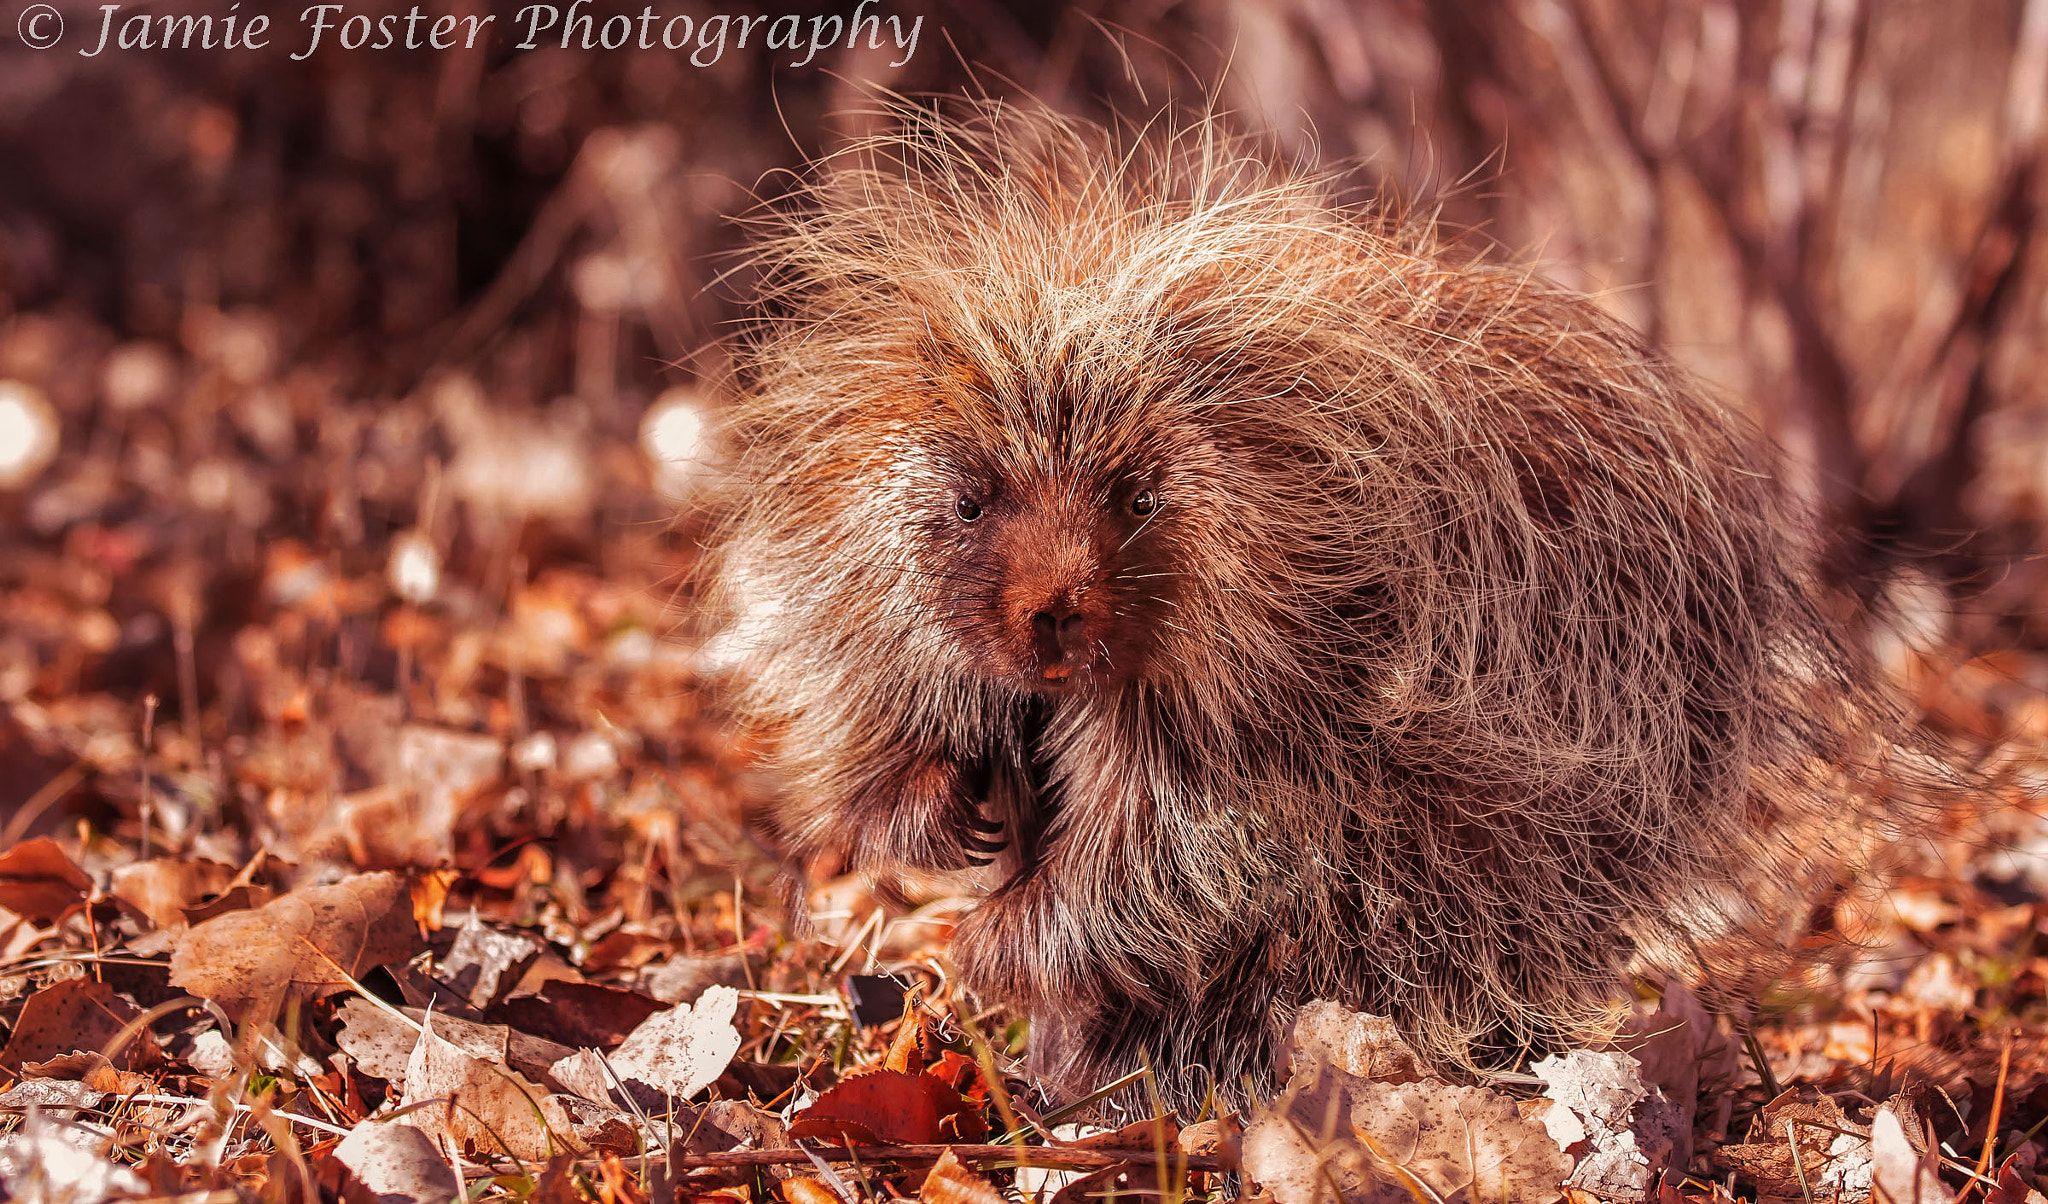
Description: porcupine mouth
xmin=1016 ymin=653 xmax=1115 ymax=695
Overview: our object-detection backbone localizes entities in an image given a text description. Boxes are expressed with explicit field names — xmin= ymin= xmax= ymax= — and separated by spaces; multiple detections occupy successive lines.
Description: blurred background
xmin=1 ymin=0 xmax=2046 ymax=927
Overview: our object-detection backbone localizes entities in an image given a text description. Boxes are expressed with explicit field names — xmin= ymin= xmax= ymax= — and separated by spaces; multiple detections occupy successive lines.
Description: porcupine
xmin=703 ymin=101 xmax=1930 ymax=1111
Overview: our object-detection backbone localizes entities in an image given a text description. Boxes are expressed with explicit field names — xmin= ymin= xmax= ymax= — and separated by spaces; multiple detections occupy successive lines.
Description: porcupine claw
xmin=963 ymin=811 xmax=1007 ymax=866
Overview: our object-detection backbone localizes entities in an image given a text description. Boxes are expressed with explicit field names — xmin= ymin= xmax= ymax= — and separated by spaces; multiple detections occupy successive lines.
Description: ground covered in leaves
xmin=5 ymin=4 xmax=2048 ymax=1201
xmin=2 ymin=297 xmax=2046 ymax=1204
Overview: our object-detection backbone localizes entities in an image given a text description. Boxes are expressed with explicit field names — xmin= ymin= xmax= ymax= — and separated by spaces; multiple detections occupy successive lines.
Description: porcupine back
xmin=704 ymin=100 xmax=1931 ymax=1106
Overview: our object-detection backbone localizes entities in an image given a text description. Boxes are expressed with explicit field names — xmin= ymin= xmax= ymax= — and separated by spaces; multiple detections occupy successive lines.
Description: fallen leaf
xmin=1050 ymin=1165 xmax=1141 ymax=1204
xmin=411 ymin=869 xmax=460 ymax=932
xmin=1713 ymin=1089 xmax=1872 ymax=1201
xmin=920 ymin=1150 xmax=1004 ymax=1204
xmin=596 ymin=1152 xmax=651 ymax=1204
xmin=332 ymin=1119 xmax=461 ymax=1204
xmin=789 ymin=1068 xmax=986 ymax=1147
xmin=169 ymin=871 xmax=416 ymax=1016
xmin=26 ymin=1051 xmax=155 ymax=1095
xmin=474 ymin=843 xmax=552 ymax=891
xmin=368 ymin=724 xmax=502 ymax=865
xmin=640 ymin=952 xmax=752 ymax=1003
xmin=0 ymin=839 xmax=91 ymax=923
xmin=660 ymin=1098 xmax=798 ymax=1184
xmin=0 ymin=1108 xmax=147 ymax=1204
xmin=182 ymin=882 xmax=274 ymax=924
xmin=1285 ymin=1001 xmax=1428 ymax=1085
xmin=0 ymin=903 xmax=39 ymax=963
xmin=0 ymin=1079 xmax=103 ymax=1112
xmin=1900 ymin=953 xmax=1977 ymax=1015
xmin=783 ymin=1178 xmax=845 ymax=1204
xmin=926 ymin=1049 xmax=987 ymax=1105
xmin=399 ymin=1014 xmax=581 ymax=1161
xmin=1608 ymin=982 xmax=1737 ymax=1169
xmin=0 ymin=977 xmax=159 ymax=1072
xmin=1532 ymin=1050 xmax=1682 ymax=1203
xmin=1181 ymin=1113 xmax=1244 ymax=1166
xmin=490 ymin=979 xmax=666 ymax=1048
xmin=1069 ymin=1116 xmax=1181 ymax=1151
xmin=1870 ymin=1104 xmax=1950 ymax=1204
xmin=530 ymin=1155 xmax=585 ymax=1204
xmin=882 ymin=991 xmax=928 ymax=1073
xmin=336 ymin=999 xmax=484 ymax=1082
xmin=438 ymin=915 xmax=544 ymax=1010
xmin=550 ymin=982 xmax=742 ymax=1108
xmin=554 ymin=1095 xmax=644 ymax=1154
xmin=1242 ymin=1061 xmax=1570 ymax=1204
xmin=108 ymin=857 xmax=235 ymax=930
xmin=334 ymin=997 xmax=574 ymax=1088
xmin=1986 ymin=1154 xmax=2048 ymax=1204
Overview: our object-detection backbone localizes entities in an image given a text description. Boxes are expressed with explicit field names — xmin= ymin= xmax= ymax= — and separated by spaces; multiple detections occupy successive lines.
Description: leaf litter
xmin=0 ymin=383 xmax=2043 ymax=1204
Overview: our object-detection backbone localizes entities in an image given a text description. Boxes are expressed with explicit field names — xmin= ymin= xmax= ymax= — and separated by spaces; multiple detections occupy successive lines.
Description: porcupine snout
xmin=1001 ymin=498 xmax=1112 ymax=686
xmin=1029 ymin=606 xmax=1088 ymax=675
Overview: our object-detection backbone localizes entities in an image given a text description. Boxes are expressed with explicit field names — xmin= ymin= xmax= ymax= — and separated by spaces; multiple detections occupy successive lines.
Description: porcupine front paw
xmin=863 ymin=753 xmax=1006 ymax=872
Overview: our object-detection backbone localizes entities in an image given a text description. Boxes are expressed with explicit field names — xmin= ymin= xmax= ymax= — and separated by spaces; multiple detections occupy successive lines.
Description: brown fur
xmin=703 ymin=102 xmax=1934 ymax=1110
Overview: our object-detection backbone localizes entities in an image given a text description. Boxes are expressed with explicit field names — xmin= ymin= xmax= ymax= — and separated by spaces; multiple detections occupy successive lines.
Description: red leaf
xmin=788 ymin=1069 xmax=985 ymax=1146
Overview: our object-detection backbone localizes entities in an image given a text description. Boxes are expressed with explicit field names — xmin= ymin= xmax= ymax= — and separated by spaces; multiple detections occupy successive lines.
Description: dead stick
xmin=668 ymin=1145 xmax=1227 ymax=1174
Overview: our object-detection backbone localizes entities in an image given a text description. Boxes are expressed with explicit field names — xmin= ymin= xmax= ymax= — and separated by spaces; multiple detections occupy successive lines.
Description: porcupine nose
xmin=1031 ymin=606 xmax=1088 ymax=679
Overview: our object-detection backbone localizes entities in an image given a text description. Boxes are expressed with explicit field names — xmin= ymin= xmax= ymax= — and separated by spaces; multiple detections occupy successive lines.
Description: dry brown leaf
xmin=782 ymin=1178 xmax=845 ymax=1204
xmin=882 ymin=994 xmax=927 ymax=1074
xmin=168 ymin=870 xmax=417 ymax=1017
xmin=24 ymin=1051 xmax=155 ymax=1096
xmin=1713 ymin=1089 xmax=1872 ymax=1201
xmin=1049 ymin=1164 xmax=1141 ymax=1204
xmin=1180 ymin=1113 xmax=1243 ymax=1164
xmin=439 ymin=915 xmax=543 ymax=1010
xmin=1986 ymin=1154 xmax=2048 ymax=1204
xmin=787 ymin=1068 xmax=986 ymax=1147
xmin=1069 ymin=1116 xmax=1181 ymax=1151
xmin=1870 ymin=1105 xmax=1950 ymax=1204
xmin=639 ymin=954 xmax=752 ymax=1006
xmin=374 ymin=724 xmax=502 ymax=866
xmin=1284 ymin=1001 xmax=1428 ymax=1085
xmin=489 ymin=980 xmax=666 ymax=1048
xmin=0 ymin=977 xmax=159 ymax=1072
xmin=411 ymin=869 xmax=459 ymax=932
xmin=0 ymin=903 xmax=40 ymax=965
xmin=548 ymin=983 xmax=741 ymax=1108
xmin=332 ymin=1119 xmax=460 ymax=1204
xmin=334 ymin=997 xmax=574 ymax=1088
xmin=0 ymin=839 xmax=91 ymax=923
xmin=336 ymin=998 xmax=487 ymax=1082
xmin=1531 ymin=1050 xmax=1683 ymax=1204
xmin=1242 ymin=1061 xmax=1570 ymax=1204
xmin=920 ymin=1149 xmax=1005 ymax=1204
xmin=182 ymin=882 xmax=275 ymax=924
xmin=399 ymin=1014 xmax=582 ymax=1162
xmin=107 ymin=857 xmax=235 ymax=931
xmin=0 ymin=1079 xmax=101 ymax=1112
xmin=529 ymin=1155 xmax=585 ymax=1204
xmin=595 ymin=1152 xmax=649 ymax=1204
xmin=1608 ymin=982 xmax=1737 ymax=1169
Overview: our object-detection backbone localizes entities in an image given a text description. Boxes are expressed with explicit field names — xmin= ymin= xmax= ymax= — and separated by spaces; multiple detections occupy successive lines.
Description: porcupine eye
xmin=956 ymin=495 xmax=983 ymax=522
xmin=1130 ymin=490 xmax=1157 ymax=517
